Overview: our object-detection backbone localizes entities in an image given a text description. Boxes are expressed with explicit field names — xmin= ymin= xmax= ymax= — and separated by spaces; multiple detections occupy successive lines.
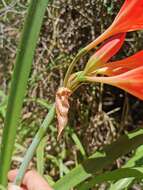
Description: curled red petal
xmin=86 ymin=67 xmax=143 ymax=100
xmin=96 ymin=51 xmax=143 ymax=76
xmin=84 ymin=33 xmax=126 ymax=73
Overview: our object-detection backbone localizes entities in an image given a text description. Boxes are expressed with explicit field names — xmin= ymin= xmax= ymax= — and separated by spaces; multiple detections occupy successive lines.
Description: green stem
xmin=63 ymin=49 xmax=87 ymax=86
xmin=63 ymin=26 xmax=113 ymax=87
xmin=0 ymin=0 xmax=50 ymax=186
xmin=14 ymin=104 xmax=55 ymax=186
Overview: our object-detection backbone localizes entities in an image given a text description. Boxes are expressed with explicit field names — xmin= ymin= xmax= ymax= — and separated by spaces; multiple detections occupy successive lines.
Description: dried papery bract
xmin=55 ymin=87 xmax=72 ymax=139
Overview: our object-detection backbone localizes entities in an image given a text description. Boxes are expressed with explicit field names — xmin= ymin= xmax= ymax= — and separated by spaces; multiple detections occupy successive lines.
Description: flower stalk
xmin=14 ymin=104 xmax=55 ymax=186
xmin=63 ymin=49 xmax=87 ymax=87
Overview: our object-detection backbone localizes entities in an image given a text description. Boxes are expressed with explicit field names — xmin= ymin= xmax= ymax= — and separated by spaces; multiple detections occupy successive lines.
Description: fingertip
xmin=8 ymin=170 xmax=54 ymax=190
xmin=23 ymin=170 xmax=54 ymax=190
xmin=8 ymin=170 xmax=18 ymax=182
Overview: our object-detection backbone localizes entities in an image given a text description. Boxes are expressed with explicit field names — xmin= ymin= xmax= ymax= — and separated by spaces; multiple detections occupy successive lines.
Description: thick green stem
xmin=14 ymin=104 xmax=55 ymax=186
xmin=0 ymin=0 xmax=50 ymax=186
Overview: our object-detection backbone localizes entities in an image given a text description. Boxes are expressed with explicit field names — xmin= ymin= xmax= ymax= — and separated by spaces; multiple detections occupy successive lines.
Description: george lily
xmin=63 ymin=0 xmax=143 ymax=87
xmin=56 ymin=0 xmax=143 ymax=137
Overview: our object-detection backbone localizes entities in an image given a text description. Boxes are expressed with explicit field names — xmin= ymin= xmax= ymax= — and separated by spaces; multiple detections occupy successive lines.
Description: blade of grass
xmin=0 ymin=0 xmax=50 ymax=186
xmin=44 ymin=175 xmax=55 ymax=187
xmin=36 ymin=136 xmax=47 ymax=175
xmin=53 ymin=129 xmax=143 ymax=190
xmin=70 ymin=130 xmax=86 ymax=158
xmin=26 ymin=98 xmax=52 ymax=109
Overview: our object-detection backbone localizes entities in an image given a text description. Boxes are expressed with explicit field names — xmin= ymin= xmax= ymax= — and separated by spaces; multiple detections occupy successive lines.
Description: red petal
xmin=86 ymin=67 xmax=143 ymax=100
xmin=96 ymin=51 xmax=143 ymax=76
xmin=112 ymin=0 xmax=143 ymax=33
xmin=85 ymin=0 xmax=143 ymax=51
xmin=84 ymin=33 xmax=126 ymax=73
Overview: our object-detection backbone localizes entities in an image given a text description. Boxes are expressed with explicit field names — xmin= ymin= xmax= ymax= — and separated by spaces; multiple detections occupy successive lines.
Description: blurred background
xmin=1 ymin=0 xmax=143 ymax=189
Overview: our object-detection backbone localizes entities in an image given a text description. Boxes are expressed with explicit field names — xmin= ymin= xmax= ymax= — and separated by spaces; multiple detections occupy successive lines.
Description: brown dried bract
xmin=55 ymin=87 xmax=72 ymax=139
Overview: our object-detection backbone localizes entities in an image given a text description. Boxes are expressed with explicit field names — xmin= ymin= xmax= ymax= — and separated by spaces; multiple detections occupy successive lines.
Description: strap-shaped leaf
xmin=53 ymin=129 xmax=143 ymax=190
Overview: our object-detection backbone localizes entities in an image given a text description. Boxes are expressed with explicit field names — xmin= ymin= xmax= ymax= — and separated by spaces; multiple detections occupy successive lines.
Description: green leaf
xmin=27 ymin=98 xmax=52 ymax=109
xmin=78 ymin=167 xmax=143 ymax=190
xmin=0 ymin=0 xmax=50 ymax=186
xmin=109 ymin=144 xmax=143 ymax=190
xmin=53 ymin=129 xmax=143 ymax=190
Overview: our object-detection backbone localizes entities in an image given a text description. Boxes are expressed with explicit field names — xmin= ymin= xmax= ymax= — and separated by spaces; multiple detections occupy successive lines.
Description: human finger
xmin=8 ymin=170 xmax=53 ymax=190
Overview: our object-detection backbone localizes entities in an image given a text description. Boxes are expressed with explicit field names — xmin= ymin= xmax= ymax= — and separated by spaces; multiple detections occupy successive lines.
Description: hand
xmin=8 ymin=169 xmax=53 ymax=190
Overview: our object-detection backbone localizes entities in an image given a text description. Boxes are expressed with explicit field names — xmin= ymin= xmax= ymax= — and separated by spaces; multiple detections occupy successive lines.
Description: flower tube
xmin=85 ymin=66 xmax=143 ymax=100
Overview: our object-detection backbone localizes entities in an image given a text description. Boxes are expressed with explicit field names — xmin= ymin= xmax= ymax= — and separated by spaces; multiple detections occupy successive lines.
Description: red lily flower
xmin=56 ymin=1 xmax=143 ymax=137
xmin=96 ymin=51 xmax=143 ymax=76
xmin=85 ymin=66 xmax=143 ymax=100
xmin=85 ymin=0 xmax=143 ymax=51
xmin=84 ymin=33 xmax=126 ymax=74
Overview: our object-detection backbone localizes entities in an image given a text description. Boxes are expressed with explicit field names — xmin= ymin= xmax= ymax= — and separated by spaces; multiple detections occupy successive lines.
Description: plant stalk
xmin=63 ymin=49 xmax=87 ymax=86
xmin=14 ymin=104 xmax=55 ymax=186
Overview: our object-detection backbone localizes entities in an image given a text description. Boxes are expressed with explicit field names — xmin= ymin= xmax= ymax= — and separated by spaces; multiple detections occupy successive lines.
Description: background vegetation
xmin=1 ymin=0 xmax=143 ymax=189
